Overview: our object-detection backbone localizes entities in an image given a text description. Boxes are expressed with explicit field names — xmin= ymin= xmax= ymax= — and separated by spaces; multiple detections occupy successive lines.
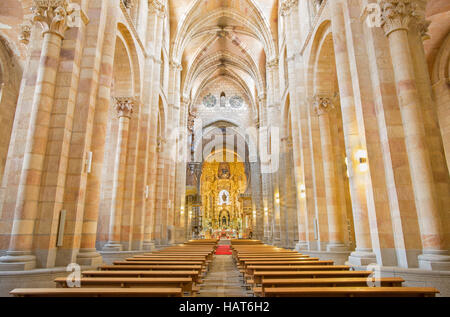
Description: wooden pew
xmin=10 ymin=288 xmax=183 ymax=297
xmin=243 ymin=261 xmax=334 ymax=274
xmin=100 ymin=264 xmax=203 ymax=275
xmin=54 ymin=277 xmax=197 ymax=295
xmin=252 ymin=270 xmax=373 ymax=285
xmin=82 ymin=270 xmax=202 ymax=284
xmin=262 ymin=287 xmax=439 ymax=297
xmin=254 ymin=277 xmax=405 ymax=296
xmin=246 ymin=265 xmax=350 ymax=277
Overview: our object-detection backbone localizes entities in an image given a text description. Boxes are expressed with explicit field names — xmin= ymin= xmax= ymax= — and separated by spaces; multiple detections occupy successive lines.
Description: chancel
xmin=0 ymin=0 xmax=449 ymax=298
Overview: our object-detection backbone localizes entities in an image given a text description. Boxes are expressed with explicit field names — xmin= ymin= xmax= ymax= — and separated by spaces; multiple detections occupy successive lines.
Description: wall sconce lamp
xmin=355 ymin=149 xmax=368 ymax=172
xmin=253 ymin=210 xmax=256 ymax=218
xmin=299 ymin=184 xmax=306 ymax=199
xmin=275 ymin=193 xmax=280 ymax=204
xmin=344 ymin=157 xmax=350 ymax=178
xmin=145 ymin=185 xmax=150 ymax=199
xmin=180 ymin=206 xmax=184 ymax=215
xmin=264 ymin=207 xmax=268 ymax=217
xmin=85 ymin=151 xmax=93 ymax=174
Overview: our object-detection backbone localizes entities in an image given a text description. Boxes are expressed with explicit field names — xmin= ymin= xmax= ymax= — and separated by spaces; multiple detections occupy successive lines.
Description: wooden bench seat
xmin=100 ymin=265 xmax=203 ymax=273
xmin=123 ymin=259 xmax=206 ymax=264
xmin=54 ymin=277 xmax=195 ymax=294
xmin=246 ymin=265 xmax=350 ymax=276
xmin=82 ymin=270 xmax=201 ymax=283
xmin=10 ymin=288 xmax=183 ymax=297
xmin=114 ymin=260 xmax=204 ymax=266
xmin=255 ymin=277 xmax=405 ymax=295
xmin=262 ymin=287 xmax=439 ymax=297
xmin=253 ymin=270 xmax=372 ymax=284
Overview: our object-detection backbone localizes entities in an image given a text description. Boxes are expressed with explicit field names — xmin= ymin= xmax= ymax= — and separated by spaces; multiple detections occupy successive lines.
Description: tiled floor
xmin=197 ymin=255 xmax=251 ymax=297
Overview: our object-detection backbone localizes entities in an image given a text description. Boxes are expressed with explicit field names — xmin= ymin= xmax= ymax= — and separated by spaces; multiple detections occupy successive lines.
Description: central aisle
xmin=197 ymin=255 xmax=250 ymax=297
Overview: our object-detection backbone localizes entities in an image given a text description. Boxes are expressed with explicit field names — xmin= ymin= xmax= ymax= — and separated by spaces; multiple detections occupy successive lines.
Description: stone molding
xmin=114 ymin=97 xmax=134 ymax=118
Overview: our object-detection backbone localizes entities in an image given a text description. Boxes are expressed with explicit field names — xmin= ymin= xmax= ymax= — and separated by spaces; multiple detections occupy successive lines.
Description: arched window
xmin=220 ymin=92 xmax=226 ymax=107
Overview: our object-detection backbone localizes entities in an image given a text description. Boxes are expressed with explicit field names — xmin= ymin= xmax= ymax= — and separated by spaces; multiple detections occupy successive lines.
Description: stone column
xmin=313 ymin=95 xmax=348 ymax=252
xmin=0 ymin=0 xmax=76 ymax=270
xmin=142 ymin=0 xmax=165 ymax=250
xmin=379 ymin=0 xmax=450 ymax=270
xmin=103 ymin=97 xmax=134 ymax=251
xmin=77 ymin=0 xmax=119 ymax=264
xmin=330 ymin=0 xmax=376 ymax=265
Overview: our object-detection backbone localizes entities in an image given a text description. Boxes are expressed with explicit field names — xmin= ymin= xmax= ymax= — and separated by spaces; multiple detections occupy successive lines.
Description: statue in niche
xmin=218 ymin=162 xmax=230 ymax=179
xmin=220 ymin=92 xmax=226 ymax=108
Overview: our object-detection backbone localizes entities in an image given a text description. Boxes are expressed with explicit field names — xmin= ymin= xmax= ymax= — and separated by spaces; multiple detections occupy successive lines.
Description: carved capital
xmin=170 ymin=60 xmax=182 ymax=71
xmin=32 ymin=0 xmax=78 ymax=39
xmin=149 ymin=0 xmax=166 ymax=18
xmin=378 ymin=0 xmax=429 ymax=37
xmin=267 ymin=58 xmax=279 ymax=69
xmin=156 ymin=136 xmax=166 ymax=152
xmin=257 ymin=93 xmax=267 ymax=103
xmin=312 ymin=95 xmax=334 ymax=116
xmin=122 ymin=0 xmax=134 ymax=9
xmin=19 ymin=21 xmax=33 ymax=45
xmin=114 ymin=97 xmax=134 ymax=118
xmin=280 ymin=0 xmax=298 ymax=17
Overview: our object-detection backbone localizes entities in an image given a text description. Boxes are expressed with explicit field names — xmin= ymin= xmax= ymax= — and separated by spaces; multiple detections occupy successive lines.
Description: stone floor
xmin=197 ymin=255 xmax=251 ymax=297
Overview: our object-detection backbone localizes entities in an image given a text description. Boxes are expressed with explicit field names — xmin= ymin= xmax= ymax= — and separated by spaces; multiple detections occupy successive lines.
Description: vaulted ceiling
xmin=169 ymin=0 xmax=279 ymax=105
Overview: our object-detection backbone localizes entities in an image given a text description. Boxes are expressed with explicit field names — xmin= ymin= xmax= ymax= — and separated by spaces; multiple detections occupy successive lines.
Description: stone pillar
xmin=330 ymin=0 xmax=376 ymax=265
xmin=0 ymin=0 xmax=76 ymax=270
xmin=281 ymin=0 xmax=311 ymax=251
xmin=379 ymin=0 xmax=450 ymax=270
xmin=77 ymin=0 xmax=119 ymax=264
xmin=103 ymin=97 xmax=134 ymax=251
xmin=142 ymin=0 xmax=165 ymax=250
xmin=313 ymin=95 xmax=348 ymax=252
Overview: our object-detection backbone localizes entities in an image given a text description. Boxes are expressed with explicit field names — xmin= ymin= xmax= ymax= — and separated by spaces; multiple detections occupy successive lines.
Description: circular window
xmin=229 ymin=95 xmax=243 ymax=108
xmin=203 ymin=93 xmax=217 ymax=108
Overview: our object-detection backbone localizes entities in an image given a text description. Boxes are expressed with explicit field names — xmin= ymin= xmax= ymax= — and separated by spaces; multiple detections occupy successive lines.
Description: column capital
xmin=122 ymin=0 xmax=134 ymax=9
xmin=379 ymin=0 xmax=430 ymax=37
xmin=170 ymin=60 xmax=183 ymax=71
xmin=257 ymin=93 xmax=267 ymax=103
xmin=267 ymin=58 xmax=279 ymax=69
xmin=280 ymin=0 xmax=298 ymax=17
xmin=31 ymin=0 xmax=77 ymax=39
xmin=149 ymin=0 xmax=166 ymax=18
xmin=181 ymin=95 xmax=191 ymax=105
xmin=19 ymin=21 xmax=32 ymax=45
xmin=312 ymin=94 xmax=335 ymax=116
xmin=157 ymin=136 xmax=166 ymax=152
xmin=114 ymin=97 xmax=134 ymax=118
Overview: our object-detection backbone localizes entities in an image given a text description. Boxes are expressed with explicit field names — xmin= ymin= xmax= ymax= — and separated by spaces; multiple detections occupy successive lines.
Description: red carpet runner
xmin=215 ymin=245 xmax=232 ymax=255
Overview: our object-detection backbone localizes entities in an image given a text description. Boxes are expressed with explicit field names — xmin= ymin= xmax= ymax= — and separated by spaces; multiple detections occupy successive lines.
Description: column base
xmin=418 ymin=250 xmax=450 ymax=271
xmin=295 ymin=241 xmax=309 ymax=252
xmin=326 ymin=243 xmax=350 ymax=252
xmin=347 ymin=248 xmax=378 ymax=266
xmin=0 ymin=251 xmax=37 ymax=271
xmin=102 ymin=242 xmax=123 ymax=252
xmin=76 ymin=248 xmax=103 ymax=267
xmin=142 ymin=241 xmax=156 ymax=251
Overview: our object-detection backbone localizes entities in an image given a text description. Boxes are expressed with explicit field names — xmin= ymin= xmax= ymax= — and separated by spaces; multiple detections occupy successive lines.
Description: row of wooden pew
xmin=231 ymin=240 xmax=440 ymax=297
xmin=10 ymin=240 xmax=218 ymax=297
